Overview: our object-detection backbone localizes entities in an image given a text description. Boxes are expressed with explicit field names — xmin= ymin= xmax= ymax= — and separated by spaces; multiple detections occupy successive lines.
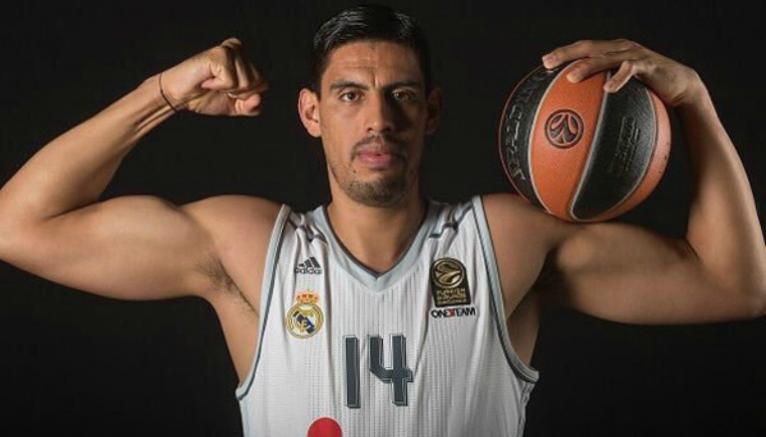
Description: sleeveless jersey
xmin=235 ymin=195 xmax=539 ymax=436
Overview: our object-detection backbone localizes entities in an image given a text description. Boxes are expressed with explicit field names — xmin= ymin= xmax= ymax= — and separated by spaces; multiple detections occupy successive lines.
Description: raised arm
xmin=538 ymin=39 xmax=765 ymax=324
xmin=0 ymin=37 xmax=271 ymax=302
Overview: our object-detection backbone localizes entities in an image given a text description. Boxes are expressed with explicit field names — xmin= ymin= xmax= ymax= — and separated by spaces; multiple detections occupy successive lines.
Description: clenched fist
xmin=159 ymin=37 xmax=267 ymax=117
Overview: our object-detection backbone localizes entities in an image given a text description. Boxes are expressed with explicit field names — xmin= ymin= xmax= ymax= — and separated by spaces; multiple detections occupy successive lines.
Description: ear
xmin=298 ymin=87 xmax=321 ymax=138
xmin=425 ymin=86 xmax=443 ymax=135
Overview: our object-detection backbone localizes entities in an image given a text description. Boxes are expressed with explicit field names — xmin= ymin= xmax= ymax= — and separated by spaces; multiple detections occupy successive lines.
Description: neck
xmin=325 ymin=186 xmax=427 ymax=275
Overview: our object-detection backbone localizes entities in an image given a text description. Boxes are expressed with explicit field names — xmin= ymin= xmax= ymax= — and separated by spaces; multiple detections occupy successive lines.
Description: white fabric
xmin=235 ymin=195 xmax=539 ymax=436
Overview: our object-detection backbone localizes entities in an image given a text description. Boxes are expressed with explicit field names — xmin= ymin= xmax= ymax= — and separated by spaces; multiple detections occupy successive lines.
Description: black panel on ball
xmin=498 ymin=65 xmax=563 ymax=208
xmin=571 ymin=79 xmax=656 ymax=220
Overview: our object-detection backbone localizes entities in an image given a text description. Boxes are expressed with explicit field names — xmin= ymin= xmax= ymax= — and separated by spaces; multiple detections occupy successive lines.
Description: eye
xmin=340 ymin=90 xmax=360 ymax=102
xmin=392 ymin=89 xmax=417 ymax=102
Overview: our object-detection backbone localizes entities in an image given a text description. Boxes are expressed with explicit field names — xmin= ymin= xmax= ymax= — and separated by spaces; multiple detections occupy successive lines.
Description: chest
xmin=239 ymin=240 xmax=526 ymax=437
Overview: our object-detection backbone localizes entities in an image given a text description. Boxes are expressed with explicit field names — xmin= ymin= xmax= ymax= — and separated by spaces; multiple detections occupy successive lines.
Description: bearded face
xmin=298 ymin=40 xmax=440 ymax=207
xmin=327 ymin=131 xmax=413 ymax=207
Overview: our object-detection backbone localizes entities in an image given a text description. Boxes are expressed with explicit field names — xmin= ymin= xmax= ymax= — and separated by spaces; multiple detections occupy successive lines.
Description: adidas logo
xmin=295 ymin=256 xmax=323 ymax=274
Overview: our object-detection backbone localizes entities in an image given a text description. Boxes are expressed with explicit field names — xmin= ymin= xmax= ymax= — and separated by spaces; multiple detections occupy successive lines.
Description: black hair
xmin=310 ymin=4 xmax=432 ymax=96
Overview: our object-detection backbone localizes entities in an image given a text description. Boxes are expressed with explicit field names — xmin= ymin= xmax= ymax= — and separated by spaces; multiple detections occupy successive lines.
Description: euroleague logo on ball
xmin=545 ymin=109 xmax=584 ymax=148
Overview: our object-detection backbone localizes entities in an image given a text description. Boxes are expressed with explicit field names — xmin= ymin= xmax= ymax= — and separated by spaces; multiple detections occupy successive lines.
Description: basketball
xmin=498 ymin=61 xmax=671 ymax=222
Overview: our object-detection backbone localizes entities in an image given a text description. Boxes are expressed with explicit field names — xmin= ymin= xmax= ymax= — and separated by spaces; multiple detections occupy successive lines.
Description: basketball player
xmin=0 ymin=5 xmax=763 ymax=436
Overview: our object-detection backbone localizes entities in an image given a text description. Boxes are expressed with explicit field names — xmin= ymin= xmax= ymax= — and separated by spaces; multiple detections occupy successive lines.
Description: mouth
xmin=353 ymin=141 xmax=405 ymax=170
xmin=356 ymin=150 xmax=398 ymax=168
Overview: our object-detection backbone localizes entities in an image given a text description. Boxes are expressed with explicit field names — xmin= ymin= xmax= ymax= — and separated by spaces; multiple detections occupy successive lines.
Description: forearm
xmin=0 ymin=73 xmax=173 ymax=227
xmin=678 ymin=76 xmax=766 ymax=300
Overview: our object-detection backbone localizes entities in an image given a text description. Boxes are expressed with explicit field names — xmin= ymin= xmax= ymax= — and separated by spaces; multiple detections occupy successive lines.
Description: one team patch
xmin=285 ymin=290 xmax=324 ymax=339
xmin=430 ymin=257 xmax=471 ymax=307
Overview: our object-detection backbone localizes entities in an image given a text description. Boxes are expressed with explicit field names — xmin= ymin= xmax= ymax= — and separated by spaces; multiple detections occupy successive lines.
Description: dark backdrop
xmin=1 ymin=1 xmax=764 ymax=436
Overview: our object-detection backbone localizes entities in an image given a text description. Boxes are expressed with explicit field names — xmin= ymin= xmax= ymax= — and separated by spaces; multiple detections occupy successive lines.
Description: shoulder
xmin=181 ymin=195 xmax=284 ymax=239
xmin=480 ymin=192 xmax=602 ymax=263
xmin=477 ymin=192 xmax=568 ymax=245
xmin=180 ymin=195 xmax=284 ymax=298
xmin=479 ymin=193 xmax=640 ymax=289
xmin=479 ymin=192 xmax=538 ymax=216
xmin=476 ymin=193 xmax=581 ymax=300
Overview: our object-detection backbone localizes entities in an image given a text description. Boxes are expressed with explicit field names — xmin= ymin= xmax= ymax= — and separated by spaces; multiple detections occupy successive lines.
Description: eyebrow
xmin=328 ymin=80 xmax=423 ymax=92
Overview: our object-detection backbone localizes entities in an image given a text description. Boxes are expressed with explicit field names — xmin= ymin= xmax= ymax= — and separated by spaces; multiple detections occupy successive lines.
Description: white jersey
xmin=235 ymin=195 xmax=539 ymax=437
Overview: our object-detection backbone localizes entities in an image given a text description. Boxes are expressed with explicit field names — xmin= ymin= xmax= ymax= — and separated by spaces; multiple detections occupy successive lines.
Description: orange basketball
xmin=498 ymin=61 xmax=671 ymax=222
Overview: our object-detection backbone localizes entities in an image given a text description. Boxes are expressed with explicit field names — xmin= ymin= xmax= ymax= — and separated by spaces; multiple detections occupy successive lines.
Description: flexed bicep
xmin=547 ymin=221 xmax=762 ymax=324
xmin=0 ymin=195 xmax=221 ymax=301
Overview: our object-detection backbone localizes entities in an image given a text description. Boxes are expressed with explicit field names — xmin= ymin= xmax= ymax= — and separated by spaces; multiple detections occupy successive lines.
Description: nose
xmin=363 ymin=92 xmax=397 ymax=134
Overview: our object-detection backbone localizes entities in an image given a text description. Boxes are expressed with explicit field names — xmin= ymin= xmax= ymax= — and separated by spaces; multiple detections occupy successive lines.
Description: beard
xmin=347 ymin=169 xmax=408 ymax=206
xmin=328 ymin=133 xmax=416 ymax=207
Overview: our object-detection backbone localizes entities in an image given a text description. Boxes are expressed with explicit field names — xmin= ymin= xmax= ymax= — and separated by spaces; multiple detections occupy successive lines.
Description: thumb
xmin=199 ymin=61 xmax=237 ymax=91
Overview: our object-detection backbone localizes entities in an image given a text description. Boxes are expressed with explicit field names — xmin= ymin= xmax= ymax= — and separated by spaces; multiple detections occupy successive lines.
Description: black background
xmin=1 ymin=1 xmax=764 ymax=436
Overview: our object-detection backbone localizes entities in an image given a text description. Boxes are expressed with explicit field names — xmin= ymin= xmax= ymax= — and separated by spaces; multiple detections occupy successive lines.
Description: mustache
xmin=352 ymin=134 xmax=407 ymax=158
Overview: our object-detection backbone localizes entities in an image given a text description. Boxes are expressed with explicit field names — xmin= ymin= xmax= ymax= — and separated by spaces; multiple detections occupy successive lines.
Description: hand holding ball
xmin=498 ymin=61 xmax=671 ymax=222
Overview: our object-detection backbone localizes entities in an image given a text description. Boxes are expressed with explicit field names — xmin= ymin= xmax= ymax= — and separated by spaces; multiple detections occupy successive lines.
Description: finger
xmin=242 ymin=93 xmax=263 ymax=116
xmin=543 ymin=39 xmax=634 ymax=68
xmin=227 ymin=57 xmax=268 ymax=101
xmin=229 ymin=52 xmax=255 ymax=94
xmin=221 ymin=37 xmax=265 ymax=93
xmin=224 ymin=75 xmax=267 ymax=100
xmin=233 ymin=93 xmax=263 ymax=117
xmin=220 ymin=36 xmax=242 ymax=49
xmin=603 ymin=59 xmax=642 ymax=93
xmin=565 ymin=48 xmax=643 ymax=82
xmin=215 ymin=37 xmax=245 ymax=92
xmin=542 ymin=38 xmax=637 ymax=69
xmin=200 ymin=46 xmax=240 ymax=91
xmin=229 ymin=79 xmax=268 ymax=100
xmin=226 ymin=88 xmax=262 ymax=100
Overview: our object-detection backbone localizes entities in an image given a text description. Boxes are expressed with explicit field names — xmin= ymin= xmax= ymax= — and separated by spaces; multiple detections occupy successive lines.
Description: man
xmin=0 ymin=4 xmax=763 ymax=436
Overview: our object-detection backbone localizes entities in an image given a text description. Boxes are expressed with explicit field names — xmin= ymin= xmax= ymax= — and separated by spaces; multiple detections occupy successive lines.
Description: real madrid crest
xmin=285 ymin=290 xmax=324 ymax=339
xmin=430 ymin=257 xmax=471 ymax=307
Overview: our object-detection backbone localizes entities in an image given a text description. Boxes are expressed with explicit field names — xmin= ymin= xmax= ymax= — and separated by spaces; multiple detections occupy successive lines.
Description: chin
xmin=344 ymin=178 xmax=407 ymax=207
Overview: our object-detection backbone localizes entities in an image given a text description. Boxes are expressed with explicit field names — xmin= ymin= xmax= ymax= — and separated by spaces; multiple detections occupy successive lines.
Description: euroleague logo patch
xmin=430 ymin=257 xmax=471 ymax=307
xmin=285 ymin=290 xmax=324 ymax=339
xmin=545 ymin=109 xmax=583 ymax=148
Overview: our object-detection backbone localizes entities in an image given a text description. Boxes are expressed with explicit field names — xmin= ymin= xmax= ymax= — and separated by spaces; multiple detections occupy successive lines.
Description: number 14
xmin=344 ymin=335 xmax=413 ymax=408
